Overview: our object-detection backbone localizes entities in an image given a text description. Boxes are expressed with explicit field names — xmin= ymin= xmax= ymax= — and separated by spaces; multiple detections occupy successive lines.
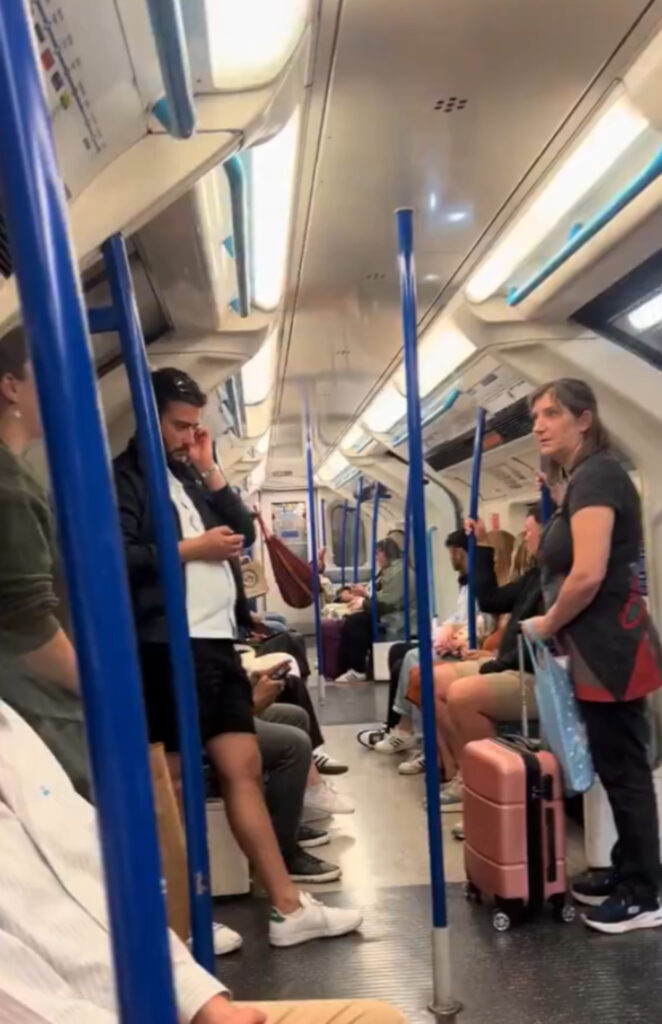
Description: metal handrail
xmin=101 ymin=233 xmax=214 ymax=972
xmin=146 ymin=0 xmax=196 ymax=139
xmin=353 ymin=476 xmax=363 ymax=583
xmin=0 ymin=6 xmax=177 ymax=1020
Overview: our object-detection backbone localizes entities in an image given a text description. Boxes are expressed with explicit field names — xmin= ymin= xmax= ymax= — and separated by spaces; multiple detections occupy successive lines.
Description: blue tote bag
xmin=524 ymin=630 xmax=594 ymax=795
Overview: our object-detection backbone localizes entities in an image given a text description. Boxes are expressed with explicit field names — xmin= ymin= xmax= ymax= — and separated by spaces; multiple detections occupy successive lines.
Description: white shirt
xmin=168 ymin=472 xmax=237 ymax=640
xmin=0 ymin=701 xmax=225 ymax=1023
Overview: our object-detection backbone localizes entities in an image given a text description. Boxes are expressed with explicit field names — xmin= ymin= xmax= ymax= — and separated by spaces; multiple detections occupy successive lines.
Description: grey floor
xmin=213 ymin=678 xmax=662 ymax=1022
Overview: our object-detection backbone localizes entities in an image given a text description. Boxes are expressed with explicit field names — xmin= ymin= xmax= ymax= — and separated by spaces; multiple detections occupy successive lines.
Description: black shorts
xmin=139 ymin=638 xmax=255 ymax=752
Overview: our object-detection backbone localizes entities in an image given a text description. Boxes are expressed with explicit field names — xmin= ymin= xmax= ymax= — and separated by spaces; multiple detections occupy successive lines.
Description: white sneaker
xmin=439 ymin=775 xmax=463 ymax=813
xmin=212 ymin=922 xmax=243 ymax=956
xmin=373 ymin=729 xmax=416 ymax=755
xmin=269 ymin=892 xmax=363 ymax=947
xmin=334 ymin=669 xmax=367 ymax=683
xmin=398 ymin=751 xmax=425 ymax=775
xmin=303 ymin=781 xmax=355 ymax=822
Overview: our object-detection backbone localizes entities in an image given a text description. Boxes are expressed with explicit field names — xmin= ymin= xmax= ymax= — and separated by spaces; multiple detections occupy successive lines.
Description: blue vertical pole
xmin=403 ymin=483 xmax=412 ymax=644
xmin=467 ymin=409 xmax=486 ymax=650
xmin=320 ymin=497 xmax=327 ymax=549
xmin=305 ymin=408 xmax=325 ymax=693
xmin=340 ymin=499 xmax=349 ymax=587
xmin=396 ymin=209 xmax=460 ymax=1018
xmin=0 ymin=7 xmax=177 ymax=1022
xmin=353 ymin=476 xmax=363 ymax=583
xmin=540 ymin=483 xmax=553 ymax=524
xmin=427 ymin=526 xmax=438 ymax=619
xmin=370 ymin=485 xmax=381 ymax=641
xmin=101 ymin=234 xmax=214 ymax=972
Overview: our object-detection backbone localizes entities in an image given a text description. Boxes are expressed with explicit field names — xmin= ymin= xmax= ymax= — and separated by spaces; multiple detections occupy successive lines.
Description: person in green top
xmin=334 ymin=537 xmax=415 ymax=682
xmin=0 ymin=327 xmax=88 ymax=797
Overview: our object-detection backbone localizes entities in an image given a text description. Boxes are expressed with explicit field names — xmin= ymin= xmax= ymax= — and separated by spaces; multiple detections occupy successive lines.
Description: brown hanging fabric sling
xmin=253 ymin=507 xmax=319 ymax=609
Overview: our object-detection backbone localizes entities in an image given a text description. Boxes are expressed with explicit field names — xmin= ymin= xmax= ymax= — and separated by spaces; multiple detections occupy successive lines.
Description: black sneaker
xmin=571 ymin=869 xmax=619 ymax=907
xmin=583 ymin=893 xmax=662 ymax=934
xmin=313 ymin=750 xmax=349 ymax=775
xmin=285 ymin=848 xmax=341 ymax=883
xmin=298 ymin=825 xmax=331 ymax=849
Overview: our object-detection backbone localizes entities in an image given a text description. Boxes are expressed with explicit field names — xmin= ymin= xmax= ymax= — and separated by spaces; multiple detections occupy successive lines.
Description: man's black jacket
xmin=474 ymin=544 xmax=543 ymax=674
xmin=113 ymin=438 xmax=256 ymax=644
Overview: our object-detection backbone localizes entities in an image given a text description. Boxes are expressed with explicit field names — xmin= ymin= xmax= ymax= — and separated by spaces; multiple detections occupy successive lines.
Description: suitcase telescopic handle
xmin=517 ymin=627 xmax=530 ymax=740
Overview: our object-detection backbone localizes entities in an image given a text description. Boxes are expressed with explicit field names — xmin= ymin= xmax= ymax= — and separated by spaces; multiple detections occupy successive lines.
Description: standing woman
xmin=525 ymin=378 xmax=662 ymax=934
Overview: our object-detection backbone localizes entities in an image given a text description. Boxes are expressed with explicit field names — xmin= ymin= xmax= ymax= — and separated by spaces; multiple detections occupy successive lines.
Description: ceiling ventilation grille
xmin=434 ymin=96 xmax=468 ymax=113
xmin=363 ymin=272 xmax=386 ymax=282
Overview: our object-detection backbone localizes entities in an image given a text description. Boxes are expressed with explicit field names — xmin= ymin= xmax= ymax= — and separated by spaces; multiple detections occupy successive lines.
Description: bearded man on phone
xmin=113 ymin=369 xmax=361 ymax=949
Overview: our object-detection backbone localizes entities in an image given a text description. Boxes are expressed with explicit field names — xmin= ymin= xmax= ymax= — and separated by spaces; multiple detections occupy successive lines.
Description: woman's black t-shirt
xmin=540 ymin=450 xmax=662 ymax=702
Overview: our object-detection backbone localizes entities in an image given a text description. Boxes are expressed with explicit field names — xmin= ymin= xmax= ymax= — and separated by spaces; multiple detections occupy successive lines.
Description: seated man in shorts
xmin=114 ymin=368 xmax=361 ymax=947
xmin=431 ymin=505 xmax=545 ymax=812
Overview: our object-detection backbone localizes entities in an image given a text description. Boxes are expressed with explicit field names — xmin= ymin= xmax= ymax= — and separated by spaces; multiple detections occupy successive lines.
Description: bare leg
xmin=446 ymin=676 xmax=500 ymax=753
xmin=432 ymin=663 xmax=465 ymax=779
xmin=206 ymin=732 xmax=300 ymax=914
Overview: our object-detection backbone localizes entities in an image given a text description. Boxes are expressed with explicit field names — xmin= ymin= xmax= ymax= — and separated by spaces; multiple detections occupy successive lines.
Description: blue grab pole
xmin=467 ymin=408 xmax=487 ymax=650
xmin=427 ymin=526 xmax=438 ymax=619
xmin=101 ymin=234 xmax=215 ymax=973
xmin=370 ymin=485 xmax=381 ymax=641
xmin=403 ymin=483 xmax=412 ymax=644
xmin=340 ymin=499 xmax=349 ymax=587
xmin=353 ymin=476 xmax=363 ymax=583
xmin=305 ymin=414 xmax=325 ymax=683
xmin=396 ymin=209 xmax=459 ymax=1018
xmin=540 ymin=483 xmax=553 ymax=524
xmin=320 ymin=497 xmax=327 ymax=548
xmin=0 ymin=7 xmax=177 ymax=1022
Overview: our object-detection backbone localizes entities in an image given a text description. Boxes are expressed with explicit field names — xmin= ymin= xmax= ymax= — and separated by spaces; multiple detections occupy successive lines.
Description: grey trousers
xmin=256 ymin=702 xmax=312 ymax=859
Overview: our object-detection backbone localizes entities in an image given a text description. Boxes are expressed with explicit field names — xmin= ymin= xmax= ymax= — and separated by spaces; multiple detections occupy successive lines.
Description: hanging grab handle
xmin=146 ymin=0 xmax=196 ymax=139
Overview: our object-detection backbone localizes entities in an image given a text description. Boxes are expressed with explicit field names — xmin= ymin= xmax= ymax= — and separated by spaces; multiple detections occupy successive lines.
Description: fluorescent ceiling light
xmin=363 ymin=382 xmax=408 ymax=434
xmin=241 ymin=329 xmax=277 ymax=406
xmin=202 ymin=0 xmax=309 ymax=90
xmin=628 ymin=292 xmax=662 ymax=331
xmin=255 ymin=428 xmax=271 ymax=455
xmin=317 ymin=449 xmax=350 ymax=483
xmin=250 ymin=109 xmax=301 ymax=310
xmin=394 ymin=324 xmax=475 ymax=398
xmin=466 ymin=95 xmax=649 ymax=303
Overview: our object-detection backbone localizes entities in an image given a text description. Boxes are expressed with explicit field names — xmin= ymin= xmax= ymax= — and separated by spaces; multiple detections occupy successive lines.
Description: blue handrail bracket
xmin=146 ymin=0 xmax=196 ymax=139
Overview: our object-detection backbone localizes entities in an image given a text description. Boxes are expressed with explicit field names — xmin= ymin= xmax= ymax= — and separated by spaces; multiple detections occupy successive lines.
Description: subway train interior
xmin=6 ymin=0 xmax=662 ymax=1022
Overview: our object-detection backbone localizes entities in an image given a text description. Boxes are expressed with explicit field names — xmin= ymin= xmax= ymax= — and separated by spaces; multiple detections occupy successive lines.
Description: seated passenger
xmin=0 ymin=328 xmax=88 ymax=796
xmin=432 ymin=505 xmax=544 ymax=811
xmin=0 ymin=699 xmax=407 ymax=1024
xmin=370 ymin=529 xmax=496 ymax=762
xmin=334 ymin=538 xmax=414 ymax=683
xmin=114 ymin=368 xmax=361 ymax=947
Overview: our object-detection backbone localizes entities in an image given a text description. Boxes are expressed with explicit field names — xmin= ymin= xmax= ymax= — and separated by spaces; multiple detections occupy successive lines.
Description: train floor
xmin=213 ymin=679 xmax=662 ymax=1023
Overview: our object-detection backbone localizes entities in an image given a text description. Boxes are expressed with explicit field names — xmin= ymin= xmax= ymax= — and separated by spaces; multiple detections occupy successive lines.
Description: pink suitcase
xmin=462 ymin=635 xmax=575 ymax=931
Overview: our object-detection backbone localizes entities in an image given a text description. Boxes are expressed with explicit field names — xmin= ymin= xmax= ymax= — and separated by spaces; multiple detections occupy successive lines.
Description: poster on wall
xmin=272 ymin=502 xmax=308 ymax=562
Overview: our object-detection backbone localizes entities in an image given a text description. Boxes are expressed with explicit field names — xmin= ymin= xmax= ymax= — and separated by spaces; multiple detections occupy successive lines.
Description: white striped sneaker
xmin=373 ymin=729 xmax=416 ymax=755
xmin=398 ymin=751 xmax=425 ymax=775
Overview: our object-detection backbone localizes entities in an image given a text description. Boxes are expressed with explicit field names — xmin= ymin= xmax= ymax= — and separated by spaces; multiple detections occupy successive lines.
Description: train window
xmin=330 ymin=502 xmax=366 ymax=566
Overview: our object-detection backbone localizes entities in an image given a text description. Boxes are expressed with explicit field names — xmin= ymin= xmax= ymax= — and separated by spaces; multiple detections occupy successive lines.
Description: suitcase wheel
xmin=463 ymin=880 xmax=482 ymax=904
xmin=492 ymin=910 xmax=512 ymax=932
xmin=551 ymin=895 xmax=576 ymax=924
